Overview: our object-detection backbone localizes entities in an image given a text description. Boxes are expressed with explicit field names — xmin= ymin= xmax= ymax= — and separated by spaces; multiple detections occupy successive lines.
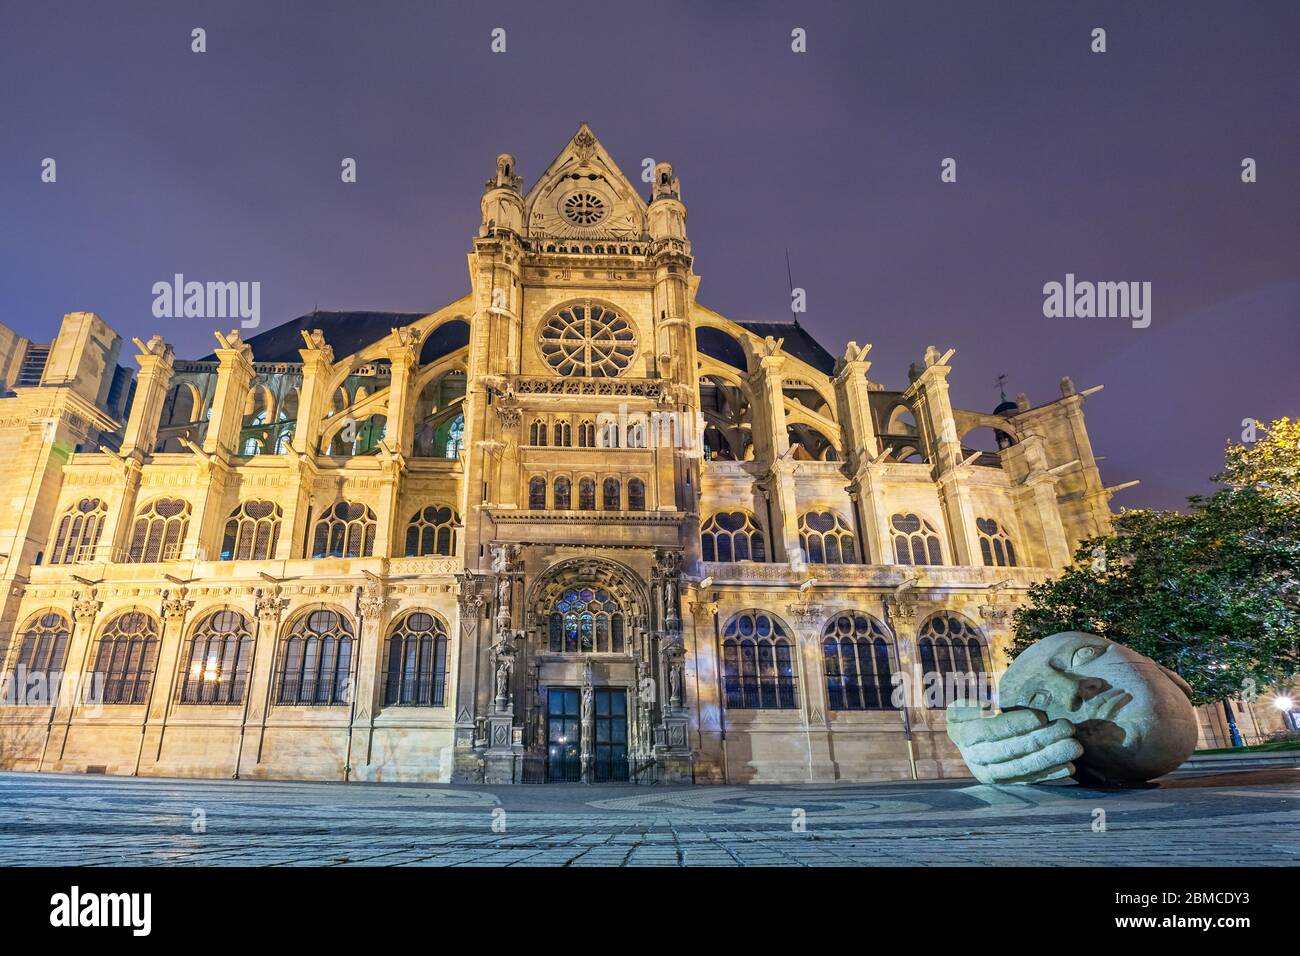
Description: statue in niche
xmin=946 ymin=632 xmax=1199 ymax=787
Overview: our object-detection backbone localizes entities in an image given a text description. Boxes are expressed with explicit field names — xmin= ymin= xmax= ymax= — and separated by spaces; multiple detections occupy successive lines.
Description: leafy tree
xmin=1011 ymin=417 xmax=1300 ymax=711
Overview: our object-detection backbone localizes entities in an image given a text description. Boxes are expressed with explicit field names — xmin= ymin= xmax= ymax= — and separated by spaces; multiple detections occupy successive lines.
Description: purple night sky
xmin=2 ymin=1 xmax=1296 ymax=509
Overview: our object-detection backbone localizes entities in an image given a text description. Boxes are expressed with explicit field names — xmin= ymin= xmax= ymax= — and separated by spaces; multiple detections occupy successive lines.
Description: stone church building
xmin=0 ymin=125 xmax=1282 ymax=784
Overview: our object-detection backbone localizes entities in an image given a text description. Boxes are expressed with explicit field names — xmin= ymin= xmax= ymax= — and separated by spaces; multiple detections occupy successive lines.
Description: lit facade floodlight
xmin=1272 ymin=695 xmax=1295 ymax=712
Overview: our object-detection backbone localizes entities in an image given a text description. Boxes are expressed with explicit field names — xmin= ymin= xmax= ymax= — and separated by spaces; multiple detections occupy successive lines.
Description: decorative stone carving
xmin=72 ymin=589 xmax=101 ymax=626
xmin=161 ymin=588 xmax=194 ymax=622
xmin=946 ymin=631 xmax=1199 ymax=787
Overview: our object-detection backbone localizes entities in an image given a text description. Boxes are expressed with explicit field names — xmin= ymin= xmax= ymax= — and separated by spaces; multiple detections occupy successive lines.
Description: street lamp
xmin=1272 ymin=695 xmax=1294 ymax=712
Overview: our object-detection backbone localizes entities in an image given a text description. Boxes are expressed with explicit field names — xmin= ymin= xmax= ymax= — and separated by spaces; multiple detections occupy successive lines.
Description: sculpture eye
xmin=1071 ymin=645 xmax=1103 ymax=667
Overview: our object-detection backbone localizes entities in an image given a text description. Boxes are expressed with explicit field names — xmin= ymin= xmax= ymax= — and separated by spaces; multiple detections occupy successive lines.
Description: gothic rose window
xmin=562 ymin=191 xmax=606 ymax=226
xmin=538 ymin=302 xmax=636 ymax=377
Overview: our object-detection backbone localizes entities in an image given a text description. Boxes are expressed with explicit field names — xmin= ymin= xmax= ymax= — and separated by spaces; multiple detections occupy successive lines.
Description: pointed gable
xmin=522 ymin=123 xmax=648 ymax=241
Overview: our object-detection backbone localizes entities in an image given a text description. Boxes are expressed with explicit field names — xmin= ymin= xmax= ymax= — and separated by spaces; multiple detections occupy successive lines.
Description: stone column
xmin=40 ymin=589 xmax=100 ymax=770
xmin=450 ymin=573 xmax=488 ymax=782
xmin=910 ymin=348 xmax=981 ymax=566
xmin=118 ymin=336 xmax=175 ymax=458
xmin=348 ymin=578 xmax=391 ymax=780
xmin=202 ymin=330 xmax=256 ymax=458
xmin=687 ymin=598 xmax=724 ymax=781
xmin=788 ymin=601 xmax=835 ymax=780
xmin=884 ymin=597 xmax=928 ymax=779
xmin=831 ymin=342 xmax=880 ymax=464
xmin=240 ymin=586 xmax=289 ymax=776
xmin=137 ymin=588 xmax=194 ymax=774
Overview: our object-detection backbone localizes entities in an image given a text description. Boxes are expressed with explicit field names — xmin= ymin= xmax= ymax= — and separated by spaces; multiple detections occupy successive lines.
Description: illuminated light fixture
xmin=1273 ymin=695 xmax=1295 ymax=712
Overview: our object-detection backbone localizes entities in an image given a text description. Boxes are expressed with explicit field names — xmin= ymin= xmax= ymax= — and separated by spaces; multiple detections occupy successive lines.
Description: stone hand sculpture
xmin=947 ymin=631 xmax=1199 ymax=787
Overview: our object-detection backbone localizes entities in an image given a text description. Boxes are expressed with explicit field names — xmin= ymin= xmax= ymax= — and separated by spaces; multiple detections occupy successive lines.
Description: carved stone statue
xmin=494 ymin=659 xmax=511 ymax=703
xmin=946 ymin=631 xmax=1198 ymax=787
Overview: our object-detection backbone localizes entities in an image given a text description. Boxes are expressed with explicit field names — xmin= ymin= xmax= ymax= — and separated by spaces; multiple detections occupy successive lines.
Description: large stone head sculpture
xmin=997 ymin=631 xmax=1199 ymax=785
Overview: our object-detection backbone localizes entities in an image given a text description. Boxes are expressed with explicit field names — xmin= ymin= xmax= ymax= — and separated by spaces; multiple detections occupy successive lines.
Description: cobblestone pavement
xmin=0 ymin=769 xmax=1296 ymax=866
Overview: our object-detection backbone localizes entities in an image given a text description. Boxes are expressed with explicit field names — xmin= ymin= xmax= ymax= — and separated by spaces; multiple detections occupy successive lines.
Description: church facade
xmin=0 ymin=126 xmax=1278 ymax=785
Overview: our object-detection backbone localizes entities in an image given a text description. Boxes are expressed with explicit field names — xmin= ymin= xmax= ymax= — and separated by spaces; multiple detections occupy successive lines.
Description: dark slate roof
xmin=196 ymin=310 xmax=431 ymax=363
xmin=736 ymin=320 xmax=837 ymax=376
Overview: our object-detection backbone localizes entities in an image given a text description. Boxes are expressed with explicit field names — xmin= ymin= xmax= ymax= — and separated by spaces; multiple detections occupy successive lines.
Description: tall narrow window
xmin=602 ymin=478 xmax=620 ymax=511
xmin=127 ymin=499 xmax=191 ymax=563
xmin=579 ymin=420 xmax=595 ymax=447
xmin=404 ymin=505 xmax=460 ymax=557
xmin=10 ymin=611 xmax=71 ymax=681
xmin=383 ymin=611 xmax=449 ymax=706
xmin=221 ymin=500 xmax=282 ymax=561
xmin=49 ymin=498 xmax=106 ymax=565
xmin=721 ymin=611 xmax=797 ymax=710
xmin=529 ymin=420 xmax=548 ymax=446
xmin=556 ymin=421 xmax=572 ymax=447
xmin=918 ymin=613 xmax=990 ymax=709
xmin=553 ymin=476 xmax=572 ymax=510
xmin=277 ymin=608 xmax=354 ymax=705
xmin=822 ymin=613 xmax=896 ymax=711
xmin=93 ymin=611 xmax=161 ymax=704
xmin=891 ymin=513 xmax=943 ymax=566
xmin=701 ymin=511 xmax=767 ymax=562
xmin=578 ymin=478 xmax=596 ymax=511
xmin=529 ymin=476 xmax=547 ymax=510
xmin=310 ymin=501 xmax=377 ymax=559
xmin=627 ymin=478 xmax=645 ymax=511
xmin=180 ymin=609 xmax=254 ymax=704
xmin=798 ymin=511 xmax=858 ymax=564
xmin=976 ymin=517 xmax=1018 ymax=567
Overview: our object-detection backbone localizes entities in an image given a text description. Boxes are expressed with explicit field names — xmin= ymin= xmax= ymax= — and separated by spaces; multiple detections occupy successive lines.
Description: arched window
xmin=529 ymin=419 xmax=548 ymax=446
xmin=891 ymin=513 xmax=943 ymax=566
xmin=94 ymin=611 xmax=161 ymax=704
xmin=310 ymin=502 xmax=376 ymax=559
xmin=49 ymin=498 xmax=106 ymax=564
xmin=627 ymin=478 xmax=646 ymax=511
xmin=180 ymin=608 xmax=254 ymax=704
xmin=555 ymin=421 xmax=572 ymax=447
xmin=404 ymin=504 xmax=460 ymax=557
xmin=127 ymin=498 xmax=190 ymax=563
xmin=9 ymin=610 xmax=71 ymax=680
xmin=578 ymin=478 xmax=596 ymax=511
xmin=578 ymin=420 xmax=595 ymax=447
xmin=383 ymin=611 xmax=449 ymax=706
xmin=917 ymin=613 xmax=991 ymax=709
xmin=221 ymin=500 xmax=282 ymax=561
xmin=528 ymin=476 xmax=547 ymax=510
xmin=976 ymin=517 xmax=1018 ymax=567
xmin=277 ymin=608 xmax=354 ymax=705
xmin=553 ymin=476 xmax=572 ymax=510
xmin=547 ymin=588 xmax=625 ymax=653
xmin=721 ymin=611 xmax=798 ymax=709
xmin=599 ymin=421 xmax=620 ymax=449
xmin=822 ymin=613 xmax=896 ymax=711
xmin=701 ymin=511 xmax=767 ymax=562
xmin=799 ymin=511 xmax=858 ymax=564
xmin=626 ymin=419 xmax=646 ymax=448
xmin=602 ymin=478 xmax=620 ymax=511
